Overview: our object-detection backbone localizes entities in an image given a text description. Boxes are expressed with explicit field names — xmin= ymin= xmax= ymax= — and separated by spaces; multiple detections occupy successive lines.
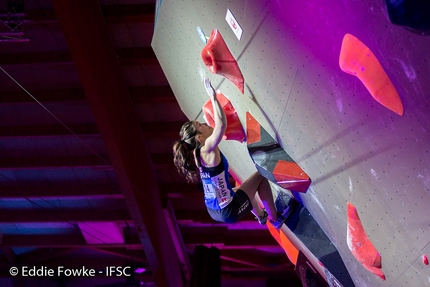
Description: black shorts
xmin=206 ymin=189 xmax=253 ymax=223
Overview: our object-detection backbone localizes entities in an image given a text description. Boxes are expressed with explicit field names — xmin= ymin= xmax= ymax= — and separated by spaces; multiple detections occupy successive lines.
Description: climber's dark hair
xmin=173 ymin=121 xmax=201 ymax=183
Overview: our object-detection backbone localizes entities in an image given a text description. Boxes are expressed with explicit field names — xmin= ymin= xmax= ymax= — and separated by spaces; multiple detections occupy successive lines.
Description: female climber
xmin=173 ymin=78 xmax=297 ymax=228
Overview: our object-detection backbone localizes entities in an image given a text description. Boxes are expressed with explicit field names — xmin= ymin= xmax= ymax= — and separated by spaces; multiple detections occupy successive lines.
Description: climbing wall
xmin=152 ymin=0 xmax=430 ymax=286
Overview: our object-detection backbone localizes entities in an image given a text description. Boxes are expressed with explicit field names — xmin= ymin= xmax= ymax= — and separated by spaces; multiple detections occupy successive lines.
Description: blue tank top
xmin=195 ymin=147 xmax=234 ymax=210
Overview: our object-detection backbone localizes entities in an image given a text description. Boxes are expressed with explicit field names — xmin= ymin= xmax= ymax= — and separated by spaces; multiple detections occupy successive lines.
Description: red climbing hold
xmin=346 ymin=202 xmax=386 ymax=280
xmin=339 ymin=33 xmax=403 ymax=116
xmin=423 ymin=254 xmax=429 ymax=265
xmin=202 ymin=90 xmax=245 ymax=142
xmin=201 ymin=29 xmax=245 ymax=93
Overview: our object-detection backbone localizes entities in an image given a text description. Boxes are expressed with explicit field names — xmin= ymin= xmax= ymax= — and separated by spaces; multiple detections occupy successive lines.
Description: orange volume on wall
xmin=339 ymin=33 xmax=403 ymax=116
xmin=346 ymin=202 xmax=386 ymax=280
xmin=201 ymin=29 xmax=245 ymax=93
xmin=202 ymin=91 xmax=246 ymax=142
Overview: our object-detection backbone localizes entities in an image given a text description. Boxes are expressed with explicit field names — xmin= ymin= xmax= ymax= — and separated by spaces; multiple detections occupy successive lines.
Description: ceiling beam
xmin=0 ymin=121 xmax=183 ymax=138
xmin=2 ymin=234 xmax=86 ymax=247
xmin=0 ymin=124 xmax=99 ymax=137
xmin=182 ymin=234 xmax=279 ymax=249
xmin=1 ymin=234 xmax=140 ymax=248
xmin=19 ymin=248 xmax=77 ymax=266
xmin=0 ymin=86 xmax=175 ymax=104
xmin=180 ymin=226 xmax=270 ymax=236
xmin=0 ymin=183 xmax=198 ymax=199
xmin=0 ymin=183 xmax=123 ymax=199
xmin=0 ymin=209 xmax=132 ymax=223
xmin=51 ymin=1 xmax=183 ymax=286
xmin=174 ymin=210 xmax=261 ymax=223
xmin=0 ymin=155 xmax=110 ymax=169
xmin=2 ymin=232 xmax=277 ymax=251
xmin=0 ymin=47 xmax=156 ymax=66
xmin=0 ymin=88 xmax=86 ymax=103
xmin=88 ymin=247 xmax=148 ymax=263
xmin=0 ymin=153 xmax=172 ymax=169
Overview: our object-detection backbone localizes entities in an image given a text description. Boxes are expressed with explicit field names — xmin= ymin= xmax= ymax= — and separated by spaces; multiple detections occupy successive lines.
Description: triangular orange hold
xmin=339 ymin=33 xmax=403 ymax=116
xmin=273 ymin=160 xmax=310 ymax=192
xmin=202 ymin=91 xmax=245 ymax=142
xmin=201 ymin=29 xmax=245 ymax=93
xmin=245 ymin=112 xmax=261 ymax=144
xmin=347 ymin=202 xmax=386 ymax=280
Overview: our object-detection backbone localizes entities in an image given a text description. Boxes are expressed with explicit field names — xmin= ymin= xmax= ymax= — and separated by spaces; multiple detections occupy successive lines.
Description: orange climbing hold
xmin=346 ymin=202 xmax=386 ymax=280
xmin=201 ymin=29 xmax=245 ymax=93
xmin=267 ymin=220 xmax=299 ymax=265
xmin=202 ymin=90 xmax=245 ymax=142
xmin=339 ymin=33 xmax=404 ymax=116
xmin=279 ymin=231 xmax=299 ymax=265
xmin=267 ymin=221 xmax=282 ymax=245
xmin=245 ymin=113 xmax=261 ymax=145
xmin=272 ymin=161 xmax=313 ymax=193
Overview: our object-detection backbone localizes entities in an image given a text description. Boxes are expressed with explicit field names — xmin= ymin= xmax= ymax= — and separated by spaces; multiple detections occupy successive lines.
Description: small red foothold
xmin=423 ymin=254 xmax=429 ymax=265
xmin=318 ymin=261 xmax=324 ymax=267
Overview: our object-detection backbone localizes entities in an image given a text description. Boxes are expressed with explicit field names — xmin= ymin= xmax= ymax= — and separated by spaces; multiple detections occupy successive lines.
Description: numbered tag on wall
xmin=225 ymin=9 xmax=243 ymax=40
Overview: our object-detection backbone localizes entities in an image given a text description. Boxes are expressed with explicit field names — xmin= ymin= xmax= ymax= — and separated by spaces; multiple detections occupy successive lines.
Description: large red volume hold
xmin=201 ymin=29 xmax=245 ymax=93
xmin=346 ymin=202 xmax=386 ymax=280
xmin=202 ymin=91 xmax=245 ymax=142
xmin=339 ymin=33 xmax=403 ymax=116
